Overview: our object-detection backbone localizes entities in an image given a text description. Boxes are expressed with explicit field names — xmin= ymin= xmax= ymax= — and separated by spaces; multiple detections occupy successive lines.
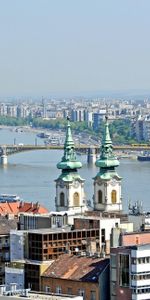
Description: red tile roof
xmin=0 ymin=201 xmax=19 ymax=215
xmin=42 ymin=254 xmax=109 ymax=282
xmin=19 ymin=201 xmax=48 ymax=214
xmin=0 ymin=201 xmax=48 ymax=216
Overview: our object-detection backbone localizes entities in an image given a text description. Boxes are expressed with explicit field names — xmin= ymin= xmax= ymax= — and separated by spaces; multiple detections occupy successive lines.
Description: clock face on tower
xmin=73 ymin=180 xmax=79 ymax=188
xmin=111 ymin=179 xmax=117 ymax=186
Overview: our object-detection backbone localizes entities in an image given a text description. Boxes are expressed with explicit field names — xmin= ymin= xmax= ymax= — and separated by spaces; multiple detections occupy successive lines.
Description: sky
xmin=0 ymin=0 xmax=150 ymax=97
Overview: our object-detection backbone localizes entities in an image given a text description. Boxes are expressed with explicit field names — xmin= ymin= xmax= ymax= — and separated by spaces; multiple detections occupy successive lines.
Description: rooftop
xmin=0 ymin=216 xmax=17 ymax=235
xmin=0 ymin=291 xmax=82 ymax=300
xmin=0 ymin=201 xmax=48 ymax=216
xmin=27 ymin=225 xmax=100 ymax=235
xmin=112 ymin=243 xmax=150 ymax=251
xmin=42 ymin=253 xmax=109 ymax=282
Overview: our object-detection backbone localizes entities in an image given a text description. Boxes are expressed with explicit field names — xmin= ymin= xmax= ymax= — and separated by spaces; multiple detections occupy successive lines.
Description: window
xmin=67 ymin=288 xmax=72 ymax=295
xmin=45 ymin=286 xmax=51 ymax=293
xmin=119 ymin=254 xmax=130 ymax=287
xmin=111 ymin=190 xmax=117 ymax=204
xmin=90 ymin=290 xmax=96 ymax=300
xmin=60 ymin=192 xmax=65 ymax=206
xmin=98 ymin=190 xmax=102 ymax=203
xmin=101 ymin=228 xmax=105 ymax=243
xmin=73 ymin=192 xmax=80 ymax=206
xmin=78 ymin=289 xmax=85 ymax=299
xmin=56 ymin=286 xmax=62 ymax=294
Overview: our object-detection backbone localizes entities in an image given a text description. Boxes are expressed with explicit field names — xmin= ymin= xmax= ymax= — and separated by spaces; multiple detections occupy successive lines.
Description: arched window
xmin=111 ymin=190 xmax=117 ymax=204
xmin=98 ymin=190 xmax=103 ymax=204
xmin=73 ymin=192 xmax=80 ymax=207
xmin=60 ymin=192 xmax=65 ymax=206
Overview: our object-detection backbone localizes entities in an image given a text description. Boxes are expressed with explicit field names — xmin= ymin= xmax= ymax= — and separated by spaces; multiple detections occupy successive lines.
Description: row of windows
xmin=42 ymin=230 xmax=99 ymax=241
xmin=111 ymin=254 xmax=150 ymax=269
xmin=133 ymin=288 xmax=150 ymax=294
xmin=60 ymin=190 xmax=118 ymax=206
xmin=132 ymin=257 xmax=150 ymax=264
xmin=98 ymin=190 xmax=117 ymax=204
xmin=45 ymin=286 xmax=96 ymax=300
xmin=60 ymin=192 xmax=80 ymax=206
xmin=132 ymin=274 xmax=150 ymax=280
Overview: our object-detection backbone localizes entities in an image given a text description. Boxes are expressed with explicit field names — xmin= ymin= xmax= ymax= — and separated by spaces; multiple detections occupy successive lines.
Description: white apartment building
xmin=110 ymin=243 xmax=150 ymax=300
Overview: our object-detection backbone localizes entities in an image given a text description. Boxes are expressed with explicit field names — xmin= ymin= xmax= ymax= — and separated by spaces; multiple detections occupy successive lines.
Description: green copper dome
xmin=57 ymin=117 xmax=82 ymax=170
xmin=96 ymin=116 xmax=119 ymax=169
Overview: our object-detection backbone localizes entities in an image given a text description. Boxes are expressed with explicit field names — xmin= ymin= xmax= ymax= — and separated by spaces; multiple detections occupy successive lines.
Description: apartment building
xmin=93 ymin=112 xmax=106 ymax=131
xmin=110 ymin=243 xmax=150 ymax=300
xmin=143 ymin=118 xmax=150 ymax=141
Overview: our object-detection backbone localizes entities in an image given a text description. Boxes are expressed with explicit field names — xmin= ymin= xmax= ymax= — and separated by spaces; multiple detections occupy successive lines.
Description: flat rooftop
xmin=0 ymin=292 xmax=82 ymax=300
xmin=26 ymin=226 xmax=99 ymax=235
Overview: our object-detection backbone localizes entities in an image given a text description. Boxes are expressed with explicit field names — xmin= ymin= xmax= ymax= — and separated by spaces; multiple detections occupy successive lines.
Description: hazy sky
xmin=0 ymin=0 xmax=150 ymax=96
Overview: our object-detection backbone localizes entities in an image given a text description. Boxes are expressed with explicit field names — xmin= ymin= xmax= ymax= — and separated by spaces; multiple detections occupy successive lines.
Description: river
xmin=0 ymin=128 xmax=150 ymax=213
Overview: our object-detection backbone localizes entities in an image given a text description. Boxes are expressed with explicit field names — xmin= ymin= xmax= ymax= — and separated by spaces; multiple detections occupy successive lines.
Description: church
xmin=54 ymin=116 xmax=133 ymax=255
xmin=55 ymin=115 xmax=122 ymax=215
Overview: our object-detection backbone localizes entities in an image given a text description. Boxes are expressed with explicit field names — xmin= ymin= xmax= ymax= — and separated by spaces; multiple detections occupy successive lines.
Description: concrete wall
xmin=121 ymin=231 xmax=150 ymax=246
xmin=10 ymin=231 xmax=25 ymax=261
xmin=5 ymin=266 xmax=24 ymax=290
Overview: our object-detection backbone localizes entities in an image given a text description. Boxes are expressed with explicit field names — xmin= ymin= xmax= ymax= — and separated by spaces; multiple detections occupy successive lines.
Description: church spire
xmin=64 ymin=116 xmax=75 ymax=155
xmin=102 ymin=115 xmax=112 ymax=145
xmin=96 ymin=115 xmax=119 ymax=169
xmin=93 ymin=114 xmax=122 ymax=212
xmin=55 ymin=117 xmax=87 ymax=213
xmin=57 ymin=117 xmax=82 ymax=171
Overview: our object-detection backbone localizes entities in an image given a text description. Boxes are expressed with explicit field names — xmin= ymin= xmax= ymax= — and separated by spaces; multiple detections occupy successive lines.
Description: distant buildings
xmin=134 ymin=115 xmax=150 ymax=142
xmin=0 ymin=97 xmax=150 ymax=134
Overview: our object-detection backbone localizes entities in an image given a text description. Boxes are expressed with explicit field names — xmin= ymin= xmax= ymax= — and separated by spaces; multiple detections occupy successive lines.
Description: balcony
xmin=131 ymin=249 xmax=150 ymax=258
xmin=131 ymin=279 xmax=150 ymax=287
xmin=132 ymin=293 xmax=150 ymax=300
xmin=132 ymin=264 xmax=150 ymax=273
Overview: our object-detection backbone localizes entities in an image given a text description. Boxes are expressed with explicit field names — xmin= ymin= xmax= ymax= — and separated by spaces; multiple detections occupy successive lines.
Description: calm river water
xmin=0 ymin=128 xmax=150 ymax=212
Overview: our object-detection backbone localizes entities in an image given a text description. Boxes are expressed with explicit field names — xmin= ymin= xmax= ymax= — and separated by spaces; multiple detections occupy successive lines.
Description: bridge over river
xmin=0 ymin=144 xmax=150 ymax=153
xmin=0 ymin=143 xmax=148 ymax=165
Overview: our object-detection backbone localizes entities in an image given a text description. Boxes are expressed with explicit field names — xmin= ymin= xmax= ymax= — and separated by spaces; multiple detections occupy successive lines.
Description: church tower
xmin=55 ymin=117 xmax=87 ymax=213
xmin=93 ymin=116 xmax=122 ymax=212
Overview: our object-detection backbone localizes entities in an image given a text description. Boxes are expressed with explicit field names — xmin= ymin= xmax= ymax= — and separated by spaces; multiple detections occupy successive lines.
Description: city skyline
xmin=0 ymin=0 xmax=150 ymax=97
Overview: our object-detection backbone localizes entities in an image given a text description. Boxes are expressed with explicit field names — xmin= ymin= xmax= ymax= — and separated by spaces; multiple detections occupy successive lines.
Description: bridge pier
xmin=1 ymin=155 xmax=8 ymax=166
xmin=87 ymin=147 xmax=97 ymax=165
xmin=0 ymin=147 xmax=8 ymax=166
